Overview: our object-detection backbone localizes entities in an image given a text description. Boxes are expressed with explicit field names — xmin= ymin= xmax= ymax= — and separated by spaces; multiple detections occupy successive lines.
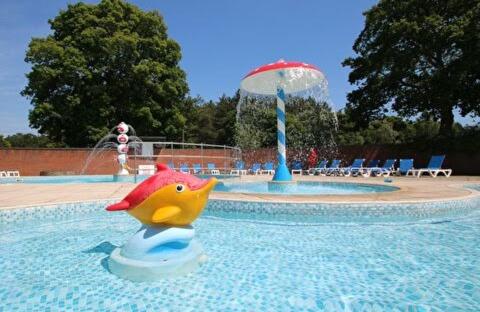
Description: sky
xmin=0 ymin=0 xmax=477 ymax=135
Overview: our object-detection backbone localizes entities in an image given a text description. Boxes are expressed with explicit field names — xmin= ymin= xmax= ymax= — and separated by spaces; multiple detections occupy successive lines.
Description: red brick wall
xmin=0 ymin=148 xmax=239 ymax=176
xmin=2 ymin=145 xmax=478 ymax=176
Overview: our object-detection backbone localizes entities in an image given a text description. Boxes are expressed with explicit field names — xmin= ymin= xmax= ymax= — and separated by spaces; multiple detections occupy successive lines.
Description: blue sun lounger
xmin=358 ymin=159 xmax=379 ymax=177
xmin=313 ymin=160 xmax=328 ymax=175
xmin=396 ymin=159 xmax=414 ymax=176
xmin=261 ymin=162 xmax=275 ymax=175
xmin=192 ymin=163 xmax=202 ymax=174
xmin=291 ymin=160 xmax=303 ymax=175
xmin=369 ymin=159 xmax=397 ymax=177
xmin=179 ymin=163 xmax=190 ymax=173
xmin=207 ymin=163 xmax=220 ymax=175
xmin=341 ymin=158 xmax=365 ymax=176
xmin=249 ymin=163 xmax=261 ymax=175
xmin=410 ymin=155 xmax=452 ymax=178
xmin=230 ymin=160 xmax=247 ymax=175
xmin=323 ymin=159 xmax=342 ymax=176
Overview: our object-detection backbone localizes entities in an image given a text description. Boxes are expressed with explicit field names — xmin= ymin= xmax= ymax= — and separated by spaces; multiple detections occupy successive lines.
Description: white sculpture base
xmin=117 ymin=168 xmax=130 ymax=175
xmin=108 ymin=225 xmax=206 ymax=281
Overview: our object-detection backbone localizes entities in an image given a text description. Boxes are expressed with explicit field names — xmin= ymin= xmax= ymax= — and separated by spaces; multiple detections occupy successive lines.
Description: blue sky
xmin=0 ymin=0 xmax=477 ymax=135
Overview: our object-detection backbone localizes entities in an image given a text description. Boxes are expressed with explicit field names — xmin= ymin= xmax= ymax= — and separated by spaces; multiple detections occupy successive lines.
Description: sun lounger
xmin=167 ymin=162 xmax=175 ymax=171
xmin=322 ymin=159 xmax=342 ymax=176
xmin=312 ymin=160 xmax=328 ymax=175
xmin=410 ymin=155 xmax=452 ymax=178
xmin=291 ymin=160 xmax=303 ymax=175
xmin=6 ymin=170 xmax=20 ymax=178
xmin=249 ymin=163 xmax=261 ymax=175
xmin=396 ymin=159 xmax=415 ymax=176
xmin=261 ymin=162 xmax=275 ymax=175
xmin=341 ymin=158 xmax=365 ymax=177
xmin=368 ymin=159 xmax=397 ymax=177
xmin=137 ymin=164 xmax=155 ymax=175
xmin=230 ymin=161 xmax=247 ymax=175
xmin=179 ymin=164 xmax=190 ymax=174
xmin=207 ymin=163 xmax=220 ymax=175
xmin=193 ymin=163 xmax=203 ymax=174
xmin=0 ymin=171 xmax=7 ymax=178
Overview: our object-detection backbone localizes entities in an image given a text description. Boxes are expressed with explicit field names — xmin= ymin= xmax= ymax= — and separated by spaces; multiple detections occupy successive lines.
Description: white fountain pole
xmin=272 ymin=71 xmax=292 ymax=182
xmin=116 ymin=122 xmax=130 ymax=175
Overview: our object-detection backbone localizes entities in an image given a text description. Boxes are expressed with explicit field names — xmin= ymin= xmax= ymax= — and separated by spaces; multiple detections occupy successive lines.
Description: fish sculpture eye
xmin=176 ymin=184 xmax=185 ymax=193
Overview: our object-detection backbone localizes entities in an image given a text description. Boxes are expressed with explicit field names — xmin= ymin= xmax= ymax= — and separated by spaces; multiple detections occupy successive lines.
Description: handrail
xmin=128 ymin=141 xmax=242 ymax=175
xmin=143 ymin=141 xmax=241 ymax=151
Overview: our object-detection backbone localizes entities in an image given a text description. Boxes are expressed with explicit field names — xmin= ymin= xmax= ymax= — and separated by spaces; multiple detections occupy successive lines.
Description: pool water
xmin=215 ymin=181 xmax=398 ymax=195
xmin=1 ymin=204 xmax=479 ymax=311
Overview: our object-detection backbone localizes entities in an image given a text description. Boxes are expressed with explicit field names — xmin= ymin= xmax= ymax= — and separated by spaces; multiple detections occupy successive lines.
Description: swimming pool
xmin=1 ymin=199 xmax=479 ymax=311
xmin=1 ymin=176 xmax=398 ymax=195
xmin=215 ymin=181 xmax=398 ymax=195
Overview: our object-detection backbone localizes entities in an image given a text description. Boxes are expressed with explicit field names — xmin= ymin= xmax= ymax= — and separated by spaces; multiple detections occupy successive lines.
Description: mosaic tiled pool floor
xmin=1 ymin=206 xmax=479 ymax=311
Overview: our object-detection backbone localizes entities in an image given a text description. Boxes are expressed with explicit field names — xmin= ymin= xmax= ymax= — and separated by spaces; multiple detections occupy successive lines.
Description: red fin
xmin=156 ymin=163 xmax=170 ymax=172
xmin=106 ymin=200 xmax=130 ymax=211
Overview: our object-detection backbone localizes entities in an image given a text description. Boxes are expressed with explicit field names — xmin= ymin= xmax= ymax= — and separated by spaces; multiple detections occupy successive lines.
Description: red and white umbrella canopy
xmin=240 ymin=59 xmax=326 ymax=95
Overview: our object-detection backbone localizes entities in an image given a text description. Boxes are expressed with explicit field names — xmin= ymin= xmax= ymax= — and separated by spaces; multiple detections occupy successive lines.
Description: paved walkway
xmin=0 ymin=175 xmax=479 ymax=209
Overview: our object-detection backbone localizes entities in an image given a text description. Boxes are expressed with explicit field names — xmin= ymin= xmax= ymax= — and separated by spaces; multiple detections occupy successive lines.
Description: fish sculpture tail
xmin=106 ymin=200 xmax=130 ymax=211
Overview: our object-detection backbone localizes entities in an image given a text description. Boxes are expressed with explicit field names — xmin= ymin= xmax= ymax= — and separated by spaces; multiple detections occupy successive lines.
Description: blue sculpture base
xmin=108 ymin=225 xmax=206 ymax=281
xmin=272 ymin=163 xmax=292 ymax=182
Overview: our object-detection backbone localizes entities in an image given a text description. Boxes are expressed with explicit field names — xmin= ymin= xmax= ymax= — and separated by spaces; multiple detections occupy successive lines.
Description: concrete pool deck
xmin=0 ymin=175 xmax=479 ymax=209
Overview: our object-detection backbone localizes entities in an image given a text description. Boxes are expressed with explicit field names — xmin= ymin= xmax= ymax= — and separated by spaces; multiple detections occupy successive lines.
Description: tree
xmin=3 ymin=133 xmax=58 ymax=148
xmin=235 ymin=96 xmax=338 ymax=159
xmin=343 ymin=0 xmax=480 ymax=136
xmin=213 ymin=93 xmax=239 ymax=146
xmin=0 ymin=135 xmax=11 ymax=148
xmin=22 ymin=0 xmax=188 ymax=146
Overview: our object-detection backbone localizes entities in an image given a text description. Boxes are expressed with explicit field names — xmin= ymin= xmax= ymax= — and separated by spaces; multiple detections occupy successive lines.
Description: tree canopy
xmin=235 ymin=97 xmax=338 ymax=153
xmin=343 ymin=0 xmax=480 ymax=136
xmin=22 ymin=0 xmax=188 ymax=146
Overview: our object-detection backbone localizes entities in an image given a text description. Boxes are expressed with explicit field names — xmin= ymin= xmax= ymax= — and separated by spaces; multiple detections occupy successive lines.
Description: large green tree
xmin=343 ymin=0 xmax=480 ymax=136
xmin=22 ymin=0 xmax=188 ymax=146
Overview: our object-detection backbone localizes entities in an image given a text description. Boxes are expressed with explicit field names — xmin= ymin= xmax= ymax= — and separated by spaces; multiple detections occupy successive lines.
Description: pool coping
xmin=0 ymin=175 xmax=479 ymax=210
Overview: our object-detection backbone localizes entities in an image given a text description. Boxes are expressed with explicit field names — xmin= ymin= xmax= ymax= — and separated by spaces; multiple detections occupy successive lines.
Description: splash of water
xmin=81 ymin=124 xmax=143 ymax=174
xmin=237 ymin=68 xmax=338 ymax=166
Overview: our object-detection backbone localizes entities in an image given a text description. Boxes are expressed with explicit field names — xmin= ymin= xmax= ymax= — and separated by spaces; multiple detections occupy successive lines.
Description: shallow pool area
xmin=215 ymin=181 xmax=398 ymax=195
xmin=1 ymin=198 xmax=479 ymax=311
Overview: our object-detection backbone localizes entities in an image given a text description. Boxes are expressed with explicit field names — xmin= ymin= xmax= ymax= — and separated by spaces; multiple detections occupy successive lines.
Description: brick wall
xmin=1 ymin=145 xmax=478 ymax=176
xmin=0 ymin=148 xmax=239 ymax=176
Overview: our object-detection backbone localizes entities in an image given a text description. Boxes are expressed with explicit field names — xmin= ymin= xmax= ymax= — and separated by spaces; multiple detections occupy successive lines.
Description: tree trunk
xmin=439 ymin=106 xmax=454 ymax=137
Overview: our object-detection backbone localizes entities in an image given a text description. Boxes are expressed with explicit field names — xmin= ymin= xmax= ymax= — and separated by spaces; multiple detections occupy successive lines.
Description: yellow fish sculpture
xmin=106 ymin=163 xmax=217 ymax=226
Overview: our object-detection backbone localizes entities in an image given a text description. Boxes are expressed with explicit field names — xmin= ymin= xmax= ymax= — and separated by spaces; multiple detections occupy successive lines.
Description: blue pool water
xmin=1 ymin=176 xmax=398 ymax=195
xmin=0 ymin=201 xmax=479 ymax=311
xmin=215 ymin=181 xmax=398 ymax=195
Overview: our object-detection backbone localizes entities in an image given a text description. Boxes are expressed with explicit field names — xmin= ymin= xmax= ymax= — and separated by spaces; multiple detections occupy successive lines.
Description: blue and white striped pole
xmin=272 ymin=86 xmax=292 ymax=182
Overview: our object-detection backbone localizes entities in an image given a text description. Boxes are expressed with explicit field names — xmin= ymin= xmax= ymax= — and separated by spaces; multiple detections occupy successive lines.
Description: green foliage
xmin=22 ymin=0 xmax=188 ymax=146
xmin=343 ymin=0 xmax=480 ymax=136
xmin=181 ymin=93 xmax=239 ymax=145
xmin=235 ymin=97 xmax=338 ymax=151
xmin=0 ymin=133 xmax=59 ymax=148
xmin=0 ymin=135 xmax=12 ymax=148
xmin=335 ymin=109 xmax=480 ymax=152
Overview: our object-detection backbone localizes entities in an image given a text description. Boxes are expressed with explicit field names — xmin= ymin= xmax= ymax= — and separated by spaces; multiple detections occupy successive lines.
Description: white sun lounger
xmin=6 ymin=170 xmax=20 ymax=177
xmin=138 ymin=164 xmax=156 ymax=175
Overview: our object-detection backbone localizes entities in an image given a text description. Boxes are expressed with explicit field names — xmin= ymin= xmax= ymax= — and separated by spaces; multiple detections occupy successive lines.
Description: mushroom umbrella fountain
xmin=240 ymin=59 xmax=327 ymax=182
